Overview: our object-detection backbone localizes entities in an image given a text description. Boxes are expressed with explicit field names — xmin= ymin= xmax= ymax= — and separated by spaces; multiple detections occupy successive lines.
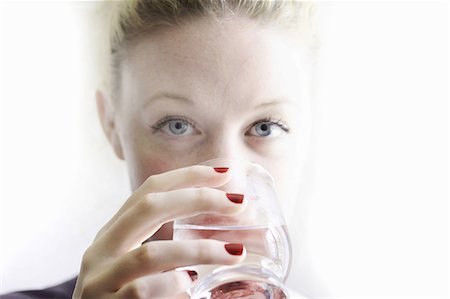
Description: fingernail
xmin=214 ymin=167 xmax=229 ymax=173
xmin=226 ymin=193 xmax=244 ymax=204
xmin=186 ymin=270 xmax=198 ymax=281
xmin=225 ymin=243 xmax=244 ymax=256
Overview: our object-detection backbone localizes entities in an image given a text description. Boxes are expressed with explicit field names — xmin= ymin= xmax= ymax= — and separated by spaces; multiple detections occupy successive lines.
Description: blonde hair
xmin=88 ymin=0 xmax=318 ymax=105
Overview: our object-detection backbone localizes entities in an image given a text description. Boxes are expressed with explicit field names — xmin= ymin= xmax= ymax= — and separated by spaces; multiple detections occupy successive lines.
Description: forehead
xmin=119 ymin=17 xmax=306 ymax=109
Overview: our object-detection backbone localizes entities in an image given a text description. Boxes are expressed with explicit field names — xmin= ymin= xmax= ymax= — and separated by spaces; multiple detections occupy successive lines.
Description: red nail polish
xmin=186 ymin=270 xmax=198 ymax=281
xmin=226 ymin=193 xmax=244 ymax=204
xmin=225 ymin=243 xmax=244 ymax=256
xmin=214 ymin=167 xmax=229 ymax=173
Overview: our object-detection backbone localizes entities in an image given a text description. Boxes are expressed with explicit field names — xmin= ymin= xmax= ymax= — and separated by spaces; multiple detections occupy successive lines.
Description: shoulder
xmin=0 ymin=277 xmax=77 ymax=299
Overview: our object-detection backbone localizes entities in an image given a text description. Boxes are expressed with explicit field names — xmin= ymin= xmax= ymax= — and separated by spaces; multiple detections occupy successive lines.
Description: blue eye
xmin=168 ymin=120 xmax=189 ymax=135
xmin=152 ymin=117 xmax=197 ymax=136
xmin=247 ymin=119 xmax=289 ymax=138
xmin=255 ymin=122 xmax=272 ymax=137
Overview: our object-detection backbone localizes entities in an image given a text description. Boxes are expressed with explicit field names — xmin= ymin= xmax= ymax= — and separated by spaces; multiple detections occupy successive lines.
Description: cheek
xmin=267 ymin=158 xmax=302 ymax=222
xmin=128 ymin=152 xmax=171 ymax=190
xmin=260 ymin=138 xmax=302 ymax=203
xmin=267 ymin=159 xmax=298 ymax=189
xmin=121 ymin=131 xmax=174 ymax=190
xmin=124 ymin=136 xmax=201 ymax=191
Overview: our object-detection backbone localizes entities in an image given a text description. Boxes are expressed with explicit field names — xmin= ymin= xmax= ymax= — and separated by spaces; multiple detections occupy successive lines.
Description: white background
xmin=0 ymin=1 xmax=448 ymax=298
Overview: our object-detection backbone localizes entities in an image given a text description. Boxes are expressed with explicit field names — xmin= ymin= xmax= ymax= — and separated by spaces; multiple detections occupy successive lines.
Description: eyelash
xmin=151 ymin=115 xmax=197 ymax=133
xmin=249 ymin=117 xmax=290 ymax=133
xmin=151 ymin=115 xmax=290 ymax=134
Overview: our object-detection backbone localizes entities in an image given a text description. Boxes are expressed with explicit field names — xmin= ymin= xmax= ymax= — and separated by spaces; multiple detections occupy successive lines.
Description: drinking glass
xmin=173 ymin=158 xmax=292 ymax=299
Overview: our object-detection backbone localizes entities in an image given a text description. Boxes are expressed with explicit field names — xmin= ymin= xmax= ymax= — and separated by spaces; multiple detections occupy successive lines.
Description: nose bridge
xmin=205 ymin=134 xmax=240 ymax=161
xmin=200 ymin=129 xmax=247 ymax=162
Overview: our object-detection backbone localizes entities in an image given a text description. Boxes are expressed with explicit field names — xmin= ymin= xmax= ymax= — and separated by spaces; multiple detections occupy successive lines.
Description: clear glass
xmin=173 ymin=158 xmax=292 ymax=299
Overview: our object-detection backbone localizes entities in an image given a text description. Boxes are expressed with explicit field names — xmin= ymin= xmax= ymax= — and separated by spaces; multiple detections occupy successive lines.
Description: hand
xmin=72 ymin=165 xmax=247 ymax=298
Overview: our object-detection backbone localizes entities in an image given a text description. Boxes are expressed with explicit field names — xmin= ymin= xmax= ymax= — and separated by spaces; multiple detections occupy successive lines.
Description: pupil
xmin=175 ymin=122 xmax=183 ymax=130
xmin=260 ymin=124 xmax=268 ymax=131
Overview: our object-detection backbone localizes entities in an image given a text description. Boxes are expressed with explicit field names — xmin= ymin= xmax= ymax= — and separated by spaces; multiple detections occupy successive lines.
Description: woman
xmin=1 ymin=0 xmax=315 ymax=298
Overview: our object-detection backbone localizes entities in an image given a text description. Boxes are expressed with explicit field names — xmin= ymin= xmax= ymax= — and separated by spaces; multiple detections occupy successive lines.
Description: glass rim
xmin=198 ymin=157 xmax=276 ymax=184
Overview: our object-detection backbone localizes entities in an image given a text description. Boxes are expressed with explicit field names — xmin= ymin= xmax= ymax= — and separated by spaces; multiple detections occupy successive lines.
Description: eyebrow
xmin=144 ymin=91 xmax=194 ymax=107
xmin=255 ymin=100 xmax=293 ymax=108
xmin=144 ymin=91 xmax=293 ymax=108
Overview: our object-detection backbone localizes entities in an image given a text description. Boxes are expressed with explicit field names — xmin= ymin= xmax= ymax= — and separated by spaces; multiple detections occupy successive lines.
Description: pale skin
xmin=73 ymin=16 xmax=306 ymax=298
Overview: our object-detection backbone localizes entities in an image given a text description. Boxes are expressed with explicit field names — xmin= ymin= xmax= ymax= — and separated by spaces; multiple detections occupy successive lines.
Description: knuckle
xmin=80 ymin=280 xmax=97 ymax=298
xmin=121 ymin=282 xmax=145 ymax=299
xmin=171 ymin=272 xmax=189 ymax=290
xmin=184 ymin=166 xmax=199 ymax=179
xmin=187 ymin=165 xmax=204 ymax=176
xmin=197 ymin=240 xmax=215 ymax=264
xmin=95 ymin=226 xmax=108 ymax=240
xmin=133 ymin=244 xmax=157 ymax=269
xmin=81 ymin=246 xmax=96 ymax=271
xmin=195 ymin=187 xmax=219 ymax=211
xmin=143 ymin=175 xmax=157 ymax=190
xmin=141 ymin=193 xmax=158 ymax=211
xmin=195 ymin=187 xmax=211 ymax=203
xmin=185 ymin=165 xmax=208 ymax=183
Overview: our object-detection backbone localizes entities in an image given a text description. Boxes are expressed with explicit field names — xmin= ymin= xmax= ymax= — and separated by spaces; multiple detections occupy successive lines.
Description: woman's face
xmin=100 ymin=17 xmax=309 ymax=238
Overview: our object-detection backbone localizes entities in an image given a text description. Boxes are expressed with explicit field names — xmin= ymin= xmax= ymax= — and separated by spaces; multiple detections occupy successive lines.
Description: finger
xmin=97 ymin=240 xmax=246 ymax=292
xmin=100 ymin=165 xmax=232 ymax=235
xmin=124 ymin=165 xmax=232 ymax=215
xmin=138 ymin=165 xmax=232 ymax=193
xmin=97 ymin=188 xmax=247 ymax=255
xmin=115 ymin=270 xmax=192 ymax=299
